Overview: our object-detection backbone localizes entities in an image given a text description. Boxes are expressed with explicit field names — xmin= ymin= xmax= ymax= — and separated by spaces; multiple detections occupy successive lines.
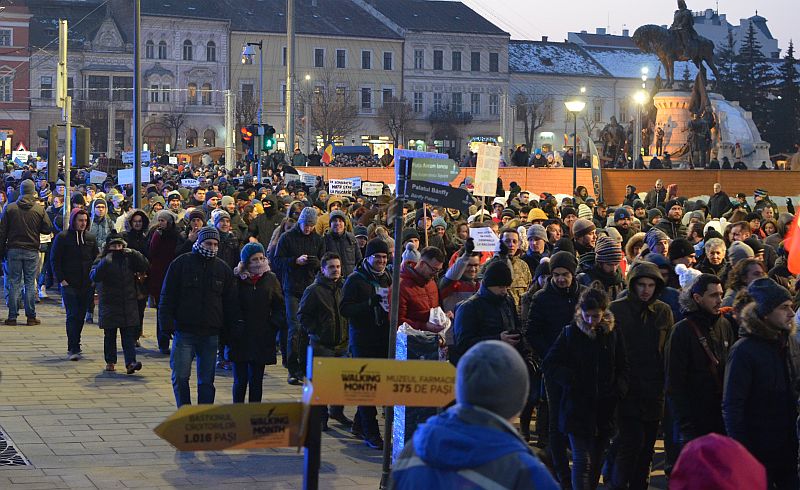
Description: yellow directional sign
xmin=310 ymin=358 xmax=456 ymax=407
xmin=154 ymin=402 xmax=305 ymax=451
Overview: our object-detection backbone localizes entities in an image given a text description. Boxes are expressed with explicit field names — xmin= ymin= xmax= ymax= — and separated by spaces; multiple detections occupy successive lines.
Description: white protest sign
xmin=361 ymin=181 xmax=384 ymax=197
xmin=36 ymin=161 xmax=47 ymax=170
xmin=181 ymin=178 xmax=200 ymax=188
xmin=469 ymin=227 xmax=499 ymax=252
xmin=284 ymin=173 xmax=301 ymax=183
xmin=12 ymin=151 xmax=30 ymax=166
xmin=474 ymin=144 xmax=501 ymax=197
xmin=122 ymin=150 xmax=151 ymax=164
xmin=299 ymin=172 xmax=317 ymax=187
xmin=117 ymin=167 xmax=151 ymax=185
xmin=169 ymin=156 xmax=178 ymax=165
xmin=343 ymin=176 xmax=361 ymax=190
xmin=11 ymin=170 xmax=23 ymax=180
xmin=328 ymin=179 xmax=353 ymax=195
xmin=89 ymin=170 xmax=108 ymax=184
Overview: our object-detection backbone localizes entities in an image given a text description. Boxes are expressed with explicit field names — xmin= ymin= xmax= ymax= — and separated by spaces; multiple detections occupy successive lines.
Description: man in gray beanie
xmin=159 ymin=225 xmax=237 ymax=407
xmin=523 ymin=224 xmax=549 ymax=275
xmin=0 ymin=179 xmax=52 ymax=325
xmin=723 ymin=278 xmax=800 ymax=488
xmin=390 ymin=341 xmax=557 ymax=489
xmin=275 ymin=205 xmax=325 ymax=385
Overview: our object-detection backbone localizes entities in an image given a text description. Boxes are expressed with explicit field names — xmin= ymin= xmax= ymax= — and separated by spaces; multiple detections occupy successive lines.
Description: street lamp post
xmin=565 ymin=99 xmax=586 ymax=199
xmin=242 ymin=41 xmax=263 ymax=180
xmin=633 ymin=90 xmax=648 ymax=164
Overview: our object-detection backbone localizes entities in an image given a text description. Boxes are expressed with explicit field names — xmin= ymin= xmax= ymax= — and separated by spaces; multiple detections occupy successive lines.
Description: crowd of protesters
xmin=2 ymin=153 xmax=800 ymax=489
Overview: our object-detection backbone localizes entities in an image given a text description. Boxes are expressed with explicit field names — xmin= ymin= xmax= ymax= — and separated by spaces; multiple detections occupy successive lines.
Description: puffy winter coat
xmin=453 ymin=284 xmax=521 ymax=362
xmin=654 ymin=217 xmax=686 ymax=240
xmin=722 ymin=303 xmax=800 ymax=471
xmin=542 ymin=311 xmax=628 ymax=437
xmin=609 ymin=262 xmax=673 ymax=420
xmin=298 ymin=274 xmax=348 ymax=354
xmin=397 ymin=261 xmax=440 ymax=331
xmin=526 ymin=279 xmax=585 ymax=359
xmin=121 ymin=210 xmax=150 ymax=256
xmin=0 ymin=192 xmax=52 ymax=255
xmin=324 ymin=230 xmax=362 ymax=278
xmin=228 ymin=272 xmax=284 ymax=364
xmin=90 ymin=249 xmax=149 ymax=329
xmin=274 ymin=224 xmax=325 ymax=297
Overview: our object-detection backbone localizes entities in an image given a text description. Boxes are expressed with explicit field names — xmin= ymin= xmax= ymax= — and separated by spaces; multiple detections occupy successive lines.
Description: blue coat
xmin=390 ymin=404 xmax=558 ymax=490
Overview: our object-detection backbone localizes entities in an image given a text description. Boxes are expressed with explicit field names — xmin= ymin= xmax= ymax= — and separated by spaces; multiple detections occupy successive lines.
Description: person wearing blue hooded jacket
xmin=389 ymin=340 xmax=557 ymax=490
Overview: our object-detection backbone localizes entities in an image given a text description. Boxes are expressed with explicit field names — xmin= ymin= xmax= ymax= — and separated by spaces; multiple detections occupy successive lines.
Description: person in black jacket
xmin=324 ymin=210 xmax=362 ymax=278
xmin=248 ymin=194 xmax=283 ymax=247
xmin=274 ymin=207 xmax=325 ymax=385
xmin=341 ymin=238 xmax=392 ymax=450
xmin=90 ymin=231 xmax=149 ymax=374
xmin=722 ymin=278 xmax=800 ymax=489
xmin=212 ymin=210 xmax=241 ymax=270
xmin=643 ymin=180 xmax=667 ymax=209
xmin=543 ymin=287 xmax=628 ymax=490
xmin=0 ymin=179 xmax=53 ymax=325
xmin=526 ymin=251 xmax=585 ymax=487
xmin=50 ymin=208 xmax=99 ymax=360
xmin=609 ymin=262 xmax=674 ymax=489
xmin=665 ymin=274 xmax=734 ymax=453
xmin=122 ymin=209 xmax=150 ymax=343
xmin=707 ymin=183 xmax=732 ymax=219
xmin=228 ymin=242 xmax=285 ymax=403
xmin=159 ymin=226 xmax=238 ymax=407
xmin=298 ymin=252 xmax=352 ymax=431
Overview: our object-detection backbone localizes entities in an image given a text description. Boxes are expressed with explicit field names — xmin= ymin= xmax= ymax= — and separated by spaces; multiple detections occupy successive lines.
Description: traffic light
xmin=240 ymin=125 xmax=254 ymax=160
xmin=75 ymin=127 xmax=90 ymax=168
xmin=262 ymin=124 xmax=276 ymax=151
xmin=45 ymin=125 xmax=58 ymax=181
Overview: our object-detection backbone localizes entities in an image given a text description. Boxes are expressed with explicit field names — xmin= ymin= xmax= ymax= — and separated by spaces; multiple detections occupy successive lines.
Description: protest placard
xmin=328 ymin=179 xmax=353 ymax=195
xmin=469 ymin=227 xmax=500 ymax=252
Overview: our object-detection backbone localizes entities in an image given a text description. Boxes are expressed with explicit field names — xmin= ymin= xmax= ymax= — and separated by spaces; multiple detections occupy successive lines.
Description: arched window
xmin=145 ymin=40 xmax=154 ymax=59
xmin=187 ymin=83 xmax=197 ymax=105
xmin=157 ymin=40 xmax=167 ymax=59
xmin=206 ymin=41 xmax=216 ymax=62
xmin=201 ymin=83 xmax=212 ymax=105
xmin=203 ymin=129 xmax=216 ymax=147
xmin=144 ymin=122 xmax=170 ymax=153
xmin=186 ymin=129 xmax=198 ymax=148
xmin=182 ymin=40 xmax=193 ymax=61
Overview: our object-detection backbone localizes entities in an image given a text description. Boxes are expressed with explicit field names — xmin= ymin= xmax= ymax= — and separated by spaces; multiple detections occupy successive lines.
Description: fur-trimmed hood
xmin=574 ymin=309 xmax=615 ymax=339
xmin=740 ymin=302 xmax=796 ymax=341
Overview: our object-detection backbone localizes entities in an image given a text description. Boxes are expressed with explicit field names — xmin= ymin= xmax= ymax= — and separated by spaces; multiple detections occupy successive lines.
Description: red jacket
xmin=396 ymin=261 xmax=440 ymax=331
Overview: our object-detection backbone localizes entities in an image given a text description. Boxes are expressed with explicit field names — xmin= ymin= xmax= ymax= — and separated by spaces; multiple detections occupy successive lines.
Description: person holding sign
xmin=298 ymin=252 xmax=352 ymax=431
xmin=341 ymin=238 xmax=392 ymax=450
xmin=390 ymin=341 xmax=557 ymax=489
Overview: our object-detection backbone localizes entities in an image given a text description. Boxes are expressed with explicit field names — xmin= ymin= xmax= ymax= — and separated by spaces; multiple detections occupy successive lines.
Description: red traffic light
xmin=240 ymin=126 xmax=253 ymax=142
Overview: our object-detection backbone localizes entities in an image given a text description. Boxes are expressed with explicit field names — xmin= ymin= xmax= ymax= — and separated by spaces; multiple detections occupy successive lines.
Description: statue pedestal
xmin=652 ymin=91 xmax=770 ymax=168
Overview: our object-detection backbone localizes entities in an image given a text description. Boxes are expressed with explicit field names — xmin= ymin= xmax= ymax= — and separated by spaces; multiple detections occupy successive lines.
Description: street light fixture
xmin=633 ymin=90 xmax=648 ymax=160
xmin=565 ymin=99 xmax=586 ymax=197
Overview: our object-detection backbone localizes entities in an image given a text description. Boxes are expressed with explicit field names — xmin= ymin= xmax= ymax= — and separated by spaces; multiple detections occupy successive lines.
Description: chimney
xmin=581 ymin=30 xmax=587 ymax=34
xmin=542 ymin=35 xmax=548 ymax=42
xmin=596 ymin=27 xmax=606 ymax=35
xmin=622 ymin=29 xmax=629 ymax=37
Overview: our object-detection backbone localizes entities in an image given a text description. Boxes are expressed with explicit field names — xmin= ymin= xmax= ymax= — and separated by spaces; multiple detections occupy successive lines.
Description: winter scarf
xmin=192 ymin=240 xmax=217 ymax=259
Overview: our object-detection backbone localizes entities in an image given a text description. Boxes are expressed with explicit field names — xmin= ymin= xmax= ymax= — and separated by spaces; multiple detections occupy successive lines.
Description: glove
xmin=464 ymin=237 xmax=475 ymax=255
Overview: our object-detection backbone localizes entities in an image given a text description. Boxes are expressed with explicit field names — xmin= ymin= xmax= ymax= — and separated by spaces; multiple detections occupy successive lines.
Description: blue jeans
xmin=62 ymin=286 xmax=91 ymax=354
xmin=569 ymin=433 xmax=610 ymax=490
xmin=170 ymin=331 xmax=218 ymax=407
xmin=232 ymin=361 xmax=266 ymax=403
xmin=6 ymin=248 xmax=39 ymax=319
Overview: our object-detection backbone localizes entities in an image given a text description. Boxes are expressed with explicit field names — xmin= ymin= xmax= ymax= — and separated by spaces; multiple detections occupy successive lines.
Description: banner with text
xmin=328 ymin=179 xmax=353 ymax=195
xmin=473 ymin=144 xmax=500 ymax=197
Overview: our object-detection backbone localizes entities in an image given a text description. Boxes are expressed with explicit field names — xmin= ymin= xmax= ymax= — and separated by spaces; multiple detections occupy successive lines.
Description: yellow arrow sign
xmin=154 ymin=402 xmax=306 ymax=451
xmin=310 ymin=358 xmax=456 ymax=407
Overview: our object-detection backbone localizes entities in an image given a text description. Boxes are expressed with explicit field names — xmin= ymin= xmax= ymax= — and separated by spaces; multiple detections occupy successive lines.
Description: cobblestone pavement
xmin=0 ymin=298 xmax=384 ymax=489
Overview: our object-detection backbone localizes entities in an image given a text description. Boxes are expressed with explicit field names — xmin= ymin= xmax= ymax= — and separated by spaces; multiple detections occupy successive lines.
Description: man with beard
xmin=576 ymin=236 xmax=625 ymax=300
xmin=248 ymin=195 xmax=283 ymax=247
xmin=324 ymin=210 xmax=362 ymax=278
xmin=655 ymin=200 xmax=687 ymax=239
xmin=612 ymin=208 xmax=635 ymax=248
xmin=610 ymin=262 xmax=674 ymax=489
xmin=571 ymin=218 xmax=597 ymax=256
xmin=723 ymin=278 xmax=800 ymax=489
xmin=592 ymin=202 xmax=608 ymax=229
xmin=522 ymin=224 xmax=548 ymax=276
xmin=644 ymin=179 xmax=667 ymax=209
xmin=341 ymin=239 xmax=392 ymax=450
xmin=665 ymin=274 xmax=734 ymax=453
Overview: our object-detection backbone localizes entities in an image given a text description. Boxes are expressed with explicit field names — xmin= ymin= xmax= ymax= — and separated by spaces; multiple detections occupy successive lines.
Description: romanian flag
xmin=321 ymin=143 xmax=334 ymax=165
xmin=786 ymin=214 xmax=800 ymax=274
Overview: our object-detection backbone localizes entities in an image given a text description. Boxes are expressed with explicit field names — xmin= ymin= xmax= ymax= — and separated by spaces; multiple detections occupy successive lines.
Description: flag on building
xmin=321 ymin=143 xmax=334 ymax=165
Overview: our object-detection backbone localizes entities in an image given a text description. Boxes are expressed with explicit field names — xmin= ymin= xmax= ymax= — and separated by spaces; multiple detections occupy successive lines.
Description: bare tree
xmin=378 ymin=96 xmax=413 ymax=147
xmin=72 ymin=99 xmax=109 ymax=151
xmin=295 ymin=70 xmax=360 ymax=145
xmin=162 ymin=103 xmax=187 ymax=149
xmin=581 ymin=114 xmax=600 ymax=153
xmin=235 ymin=95 xmax=260 ymax=129
xmin=514 ymin=93 xmax=547 ymax=148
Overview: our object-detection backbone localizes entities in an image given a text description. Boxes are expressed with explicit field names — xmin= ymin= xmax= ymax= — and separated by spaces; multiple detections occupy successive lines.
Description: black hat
xmin=401 ymin=228 xmax=420 ymax=244
xmin=71 ymin=192 xmax=86 ymax=206
xmin=668 ymin=238 xmax=696 ymax=262
xmin=104 ymin=230 xmax=127 ymax=248
xmin=482 ymin=260 xmax=513 ymax=288
xmin=553 ymin=237 xmax=575 ymax=255
xmin=549 ymin=251 xmax=577 ymax=275
xmin=365 ymin=238 xmax=390 ymax=257
xmin=665 ymin=199 xmax=682 ymax=211
xmin=743 ymin=236 xmax=765 ymax=256
xmin=748 ymin=278 xmax=792 ymax=318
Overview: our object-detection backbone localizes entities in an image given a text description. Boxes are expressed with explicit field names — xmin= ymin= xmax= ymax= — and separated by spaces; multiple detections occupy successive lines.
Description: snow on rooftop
xmin=509 ymin=41 xmax=608 ymax=76
xmin=581 ymin=47 xmax=704 ymax=80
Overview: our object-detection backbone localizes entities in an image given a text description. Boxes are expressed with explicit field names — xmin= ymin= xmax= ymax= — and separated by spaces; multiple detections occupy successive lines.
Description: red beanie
xmin=670 ymin=434 xmax=766 ymax=490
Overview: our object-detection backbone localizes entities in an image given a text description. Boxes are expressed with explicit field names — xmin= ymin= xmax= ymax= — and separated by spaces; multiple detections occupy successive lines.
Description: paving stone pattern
xmin=0 ymin=300 xmax=384 ymax=489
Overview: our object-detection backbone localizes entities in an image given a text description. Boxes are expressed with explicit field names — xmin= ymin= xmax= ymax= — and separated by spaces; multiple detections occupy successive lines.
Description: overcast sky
xmin=461 ymin=0 xmax=793 ymax=53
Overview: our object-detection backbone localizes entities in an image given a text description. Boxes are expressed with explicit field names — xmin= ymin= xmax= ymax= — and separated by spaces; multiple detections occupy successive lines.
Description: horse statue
xmin=632 ymin=24 xmax=720 ymax=89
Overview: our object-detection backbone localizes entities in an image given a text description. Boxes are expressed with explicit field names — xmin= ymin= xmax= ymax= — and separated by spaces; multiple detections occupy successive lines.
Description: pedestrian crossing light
xmin=262 ymin=124 xmax=276 ymax=151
